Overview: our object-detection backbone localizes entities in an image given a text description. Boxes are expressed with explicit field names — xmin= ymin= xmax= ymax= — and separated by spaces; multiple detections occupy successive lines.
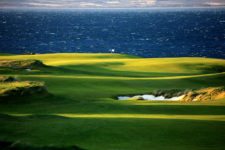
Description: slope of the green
xmin=0 ymin=53 xmax=225 ymax=150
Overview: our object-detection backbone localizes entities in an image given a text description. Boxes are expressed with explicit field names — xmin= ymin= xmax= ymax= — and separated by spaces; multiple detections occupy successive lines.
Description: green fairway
xmin=0 ymin=53 xmax=225 ymax=150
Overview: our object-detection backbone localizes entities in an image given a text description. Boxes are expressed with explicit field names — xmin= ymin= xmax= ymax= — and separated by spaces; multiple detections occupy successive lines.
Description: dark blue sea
xmin=0 ymin=8 xmax=225 ymax=58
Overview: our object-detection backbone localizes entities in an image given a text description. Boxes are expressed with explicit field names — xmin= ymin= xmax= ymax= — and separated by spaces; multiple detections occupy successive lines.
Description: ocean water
xmin=0 ymin=8 xmax=225 ymax=58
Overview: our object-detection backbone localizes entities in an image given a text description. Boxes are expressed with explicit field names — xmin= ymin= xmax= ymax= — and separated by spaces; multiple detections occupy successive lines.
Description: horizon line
xmin=1 ymin=6 xmax=225 ymax=10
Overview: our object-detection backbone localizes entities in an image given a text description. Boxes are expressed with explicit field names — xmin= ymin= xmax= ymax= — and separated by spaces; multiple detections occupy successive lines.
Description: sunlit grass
xmin=1 ymin=53 xmax=225 ymax=74
xmin=7 ymin=113 xmax=225 ymax=121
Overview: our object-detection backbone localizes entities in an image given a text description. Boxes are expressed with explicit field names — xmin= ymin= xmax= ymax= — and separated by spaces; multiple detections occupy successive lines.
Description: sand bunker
xmin=118 ymin=95 xmax=185 ymax=101
xmin=117 ymin=87 xmax=225 ymax=102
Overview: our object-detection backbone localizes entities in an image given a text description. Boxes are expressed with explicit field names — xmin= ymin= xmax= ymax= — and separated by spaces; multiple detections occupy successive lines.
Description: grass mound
xmin=182 ymin=87 xmax=225 ymax=102
xmin=0 ymin=78 xmax=48 ymax=99
xmin=0 ymin=59 xmax=46 ymax=69
xmin=160 ymin=87 xmax=225 ymax=101
xmin=0 ymin=76 xmax=17 ymax=82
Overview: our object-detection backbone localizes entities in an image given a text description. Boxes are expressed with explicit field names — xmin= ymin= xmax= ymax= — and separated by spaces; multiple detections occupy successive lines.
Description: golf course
xmin=0 ymin=53 xmax=225 ymax=150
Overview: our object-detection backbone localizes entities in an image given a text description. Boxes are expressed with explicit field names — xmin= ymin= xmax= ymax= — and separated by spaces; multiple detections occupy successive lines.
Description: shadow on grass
xmin=1 ymin=94 xmax=225 ymax=115
xmin=0 ymin=114 xmax=225 ymax=150
xmin=0 ymin=63 xmax=196 ymax=78
xmin=60 ymin=64 xmax=195 ymax=77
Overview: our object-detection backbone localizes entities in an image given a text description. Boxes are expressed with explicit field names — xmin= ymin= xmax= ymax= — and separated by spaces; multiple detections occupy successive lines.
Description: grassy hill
xmin=0 ymin=53 xmax=225 ymax=150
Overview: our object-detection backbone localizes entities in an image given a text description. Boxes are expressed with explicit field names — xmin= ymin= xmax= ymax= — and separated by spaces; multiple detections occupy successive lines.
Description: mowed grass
xmin=0 ymin=53 xmax=225 ymax=150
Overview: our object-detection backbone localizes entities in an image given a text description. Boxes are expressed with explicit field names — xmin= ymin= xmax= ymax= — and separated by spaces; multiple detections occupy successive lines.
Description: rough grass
xmin=0 ymin=53 xmax=225 ymax=150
